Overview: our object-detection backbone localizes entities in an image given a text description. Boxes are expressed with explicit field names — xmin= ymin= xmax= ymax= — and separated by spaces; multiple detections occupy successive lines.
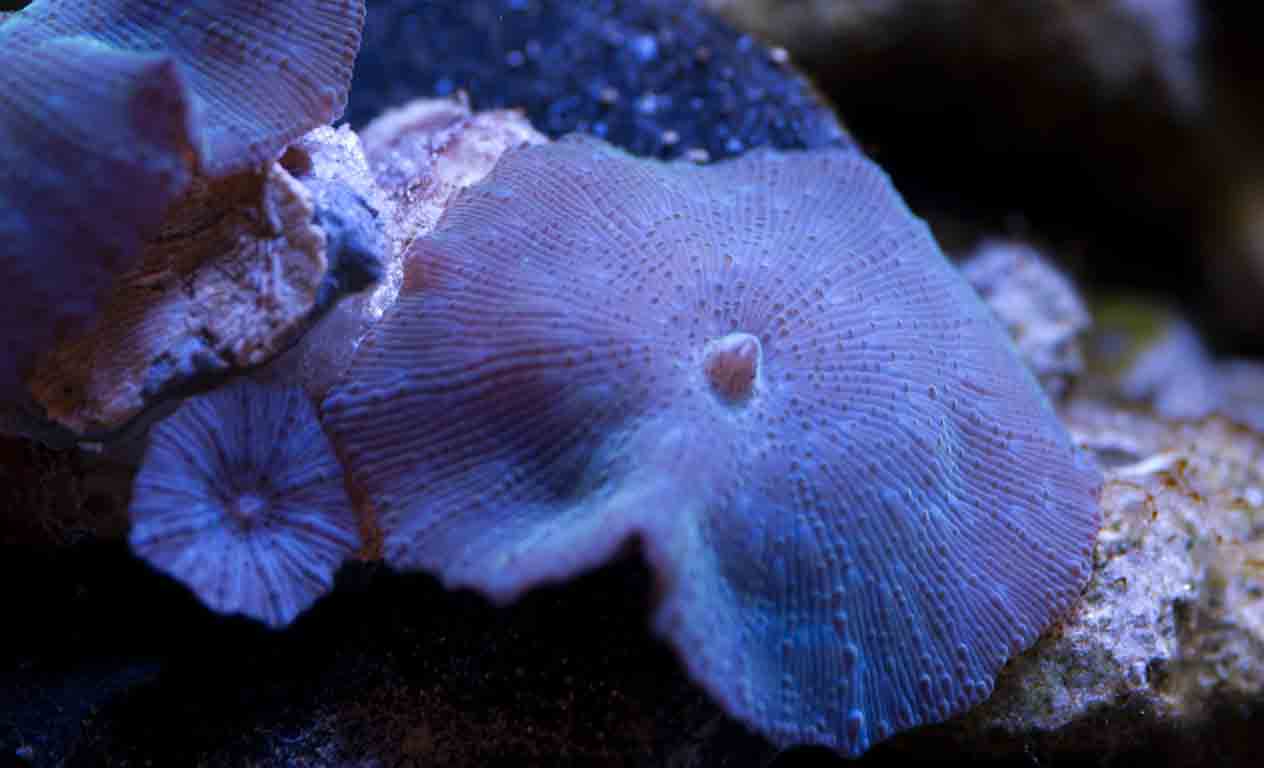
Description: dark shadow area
xmin=1 ymin=539 xmax=768 ymax=766
xmin=774 ymin=2 xmax=1264 ymax=356
xmin=3 ymin=535 xmax=1259 ymax=766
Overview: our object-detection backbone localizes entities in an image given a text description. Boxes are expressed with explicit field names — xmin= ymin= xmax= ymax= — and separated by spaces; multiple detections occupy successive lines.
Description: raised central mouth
xmin=703 ymin=331 xmax=761 ymax=402
xmin=230 ymin=491 xmax=269 ymax=528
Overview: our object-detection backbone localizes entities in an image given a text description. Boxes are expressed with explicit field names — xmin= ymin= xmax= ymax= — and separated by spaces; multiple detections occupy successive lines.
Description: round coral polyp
xmin=129 ymin=382 xmax=361 ymax=629
xmin=323 ymin=135 xmax=1103 ymax=759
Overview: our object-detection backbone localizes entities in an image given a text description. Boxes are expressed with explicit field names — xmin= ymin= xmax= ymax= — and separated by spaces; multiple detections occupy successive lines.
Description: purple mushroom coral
xmin=130 ymin=381 xmax=360 ymax=628
xmin=323 ymin=136 xmax=1102 ymax=755
xmin=0 ymin=0 xmax=364 ymax=401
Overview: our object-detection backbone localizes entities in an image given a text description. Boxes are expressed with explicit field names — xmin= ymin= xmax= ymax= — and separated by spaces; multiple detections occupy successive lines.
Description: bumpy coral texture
xmin=0 ymin=0 xmax=364 ymax=401
xmin=130 ymin=381 xmax=359 ymax=628
xmin=323 ymin=136 xmax=1102 ymax=756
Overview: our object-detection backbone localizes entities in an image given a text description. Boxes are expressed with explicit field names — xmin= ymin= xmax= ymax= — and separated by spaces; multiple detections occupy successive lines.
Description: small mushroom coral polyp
xmin=323 ymin=135 xmax=1102 ymax=757
xmin=130 ymin=381 xmax=360 ymax=629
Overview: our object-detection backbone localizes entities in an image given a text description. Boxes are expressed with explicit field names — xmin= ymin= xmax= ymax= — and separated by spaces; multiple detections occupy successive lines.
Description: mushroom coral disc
xmin=322 ymin=136 xmax=1102 ymax=756
xmin=130 ymin=382 xmax=360 ymax=628
xmin=2 ymin=0 xmax=365 ymax=176
xmin=0 ymin=33 xmax=196 ymax=402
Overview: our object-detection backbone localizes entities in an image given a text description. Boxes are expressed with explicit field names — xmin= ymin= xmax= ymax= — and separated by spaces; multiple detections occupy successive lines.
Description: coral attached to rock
xmin=23 ymin=124 xmax=386 ymax=440
xmin=0 ymin=0 xmax=366 ymax=408
xmin=129 ymin=381 xmax=360 ymax=628
xmin=257 ymin=100 xmax=546 ymax=405
xmin=323 ymin=135 xmax=1102 ymax=756
xmin=944 ymin=401 xmax=1264 ymax=755
xmin=30 ymin=160 xmax=329 ymax=437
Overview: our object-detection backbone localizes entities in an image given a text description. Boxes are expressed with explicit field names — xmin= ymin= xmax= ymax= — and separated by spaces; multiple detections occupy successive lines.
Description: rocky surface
xmin=349 ymin=0 xmax=850 ymax=162
xmin=1085 ymin=297 xmax=1264 ymax=432
xmin=962 ymin=240 xmax=1092 ymax=401
xmin=256 ymin=99 xmax=546 ymax=403
xmin=947 ymin=402 xmax=1264 ymax=755
xmin=359 ymin=97 xmax=548 ymax=259
xmin=23 ymin=127 xmax=385 ymax=442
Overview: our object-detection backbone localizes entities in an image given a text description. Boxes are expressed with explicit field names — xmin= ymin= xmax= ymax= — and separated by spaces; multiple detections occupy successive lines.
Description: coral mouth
xmin=229 ymin=491 xmax=270 ymax=528
xmin=703 ymin=332 xmax=761 ymax=402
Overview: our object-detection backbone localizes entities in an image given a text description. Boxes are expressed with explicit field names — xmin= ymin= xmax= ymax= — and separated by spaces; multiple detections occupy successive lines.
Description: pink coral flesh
xmin=322 ymin=136 xmax=1101 ymax=756
xmin=704 ymin=332 xmax=762 ymax=401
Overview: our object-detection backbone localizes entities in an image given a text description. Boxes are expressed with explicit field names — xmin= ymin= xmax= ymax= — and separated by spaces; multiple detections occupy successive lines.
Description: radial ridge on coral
xmin=322 ymin=135 xmax=1101 ymax=755
xmin=3 ymin=0 xmax=365 ymax=174
xmin=130 ymin=381 xmax=360 ymax=628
